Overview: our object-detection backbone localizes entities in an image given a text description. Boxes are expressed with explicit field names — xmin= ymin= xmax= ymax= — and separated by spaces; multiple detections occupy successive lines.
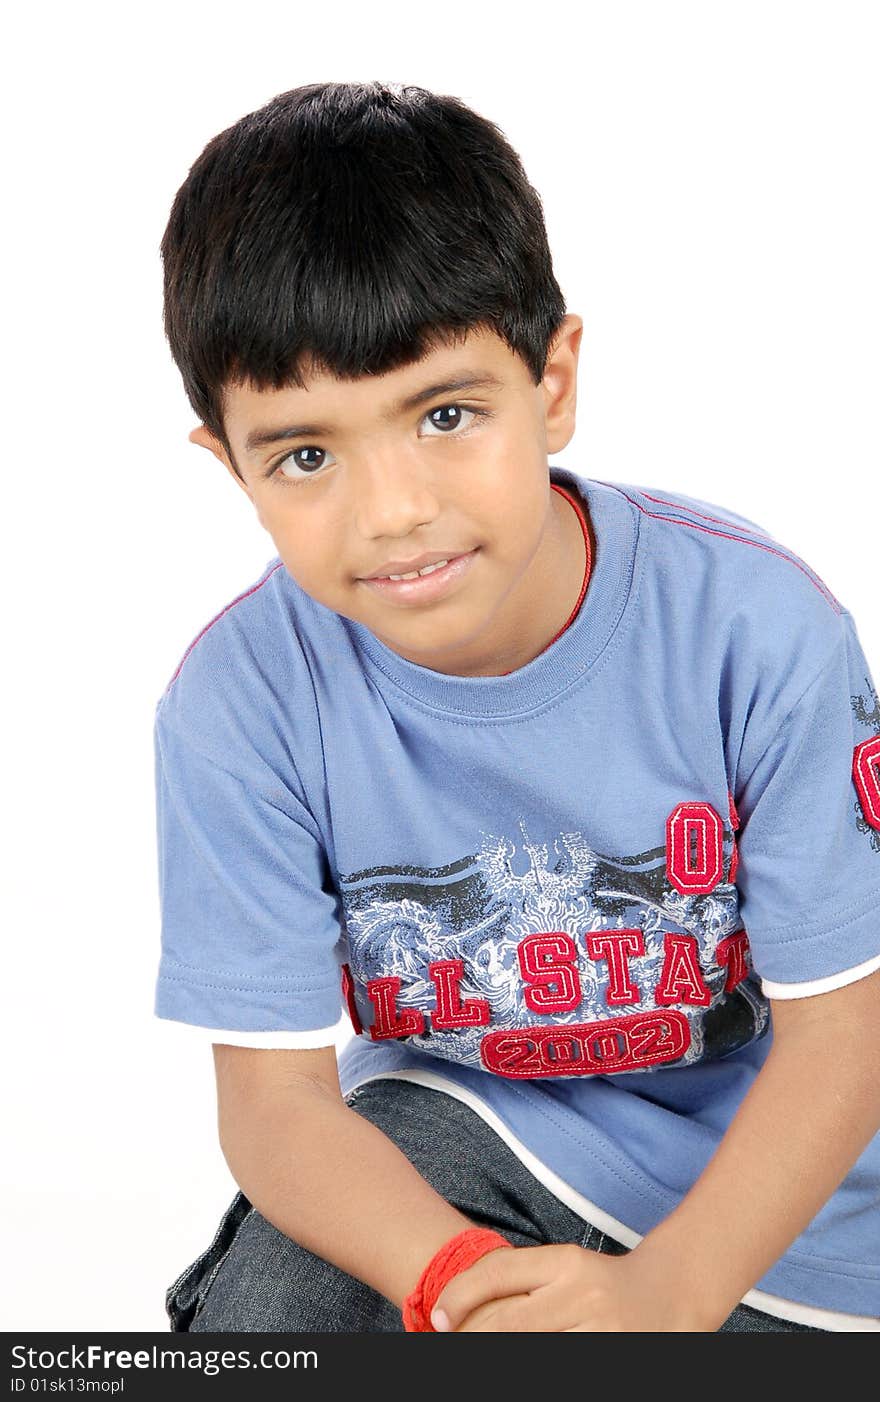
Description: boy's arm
xmin=212 ymin=1043 xmax=475 ymax=1310
xmin=434 ymin=967 xmax=880 ymax=1332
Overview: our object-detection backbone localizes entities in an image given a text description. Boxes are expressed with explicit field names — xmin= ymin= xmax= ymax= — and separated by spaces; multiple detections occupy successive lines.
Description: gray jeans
xmin=166 ymin=1079 xmax=824 ymax=1333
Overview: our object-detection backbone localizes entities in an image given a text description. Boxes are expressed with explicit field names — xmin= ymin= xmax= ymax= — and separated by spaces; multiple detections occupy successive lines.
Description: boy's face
xmin=192 ymin=317 xmax=586 ymax=677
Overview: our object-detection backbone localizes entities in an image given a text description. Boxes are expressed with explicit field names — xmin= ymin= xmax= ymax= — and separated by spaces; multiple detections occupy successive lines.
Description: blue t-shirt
xmin=153 ymin=467 xmax=880 ymax=1322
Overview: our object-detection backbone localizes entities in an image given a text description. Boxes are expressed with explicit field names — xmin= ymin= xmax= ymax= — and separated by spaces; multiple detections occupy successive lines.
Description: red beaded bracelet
xmin=402 ymin=1227 xmax=513 ymax=1332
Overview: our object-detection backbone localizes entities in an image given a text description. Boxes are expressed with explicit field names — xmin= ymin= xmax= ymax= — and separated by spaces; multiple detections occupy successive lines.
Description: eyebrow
xmin=243 ymin=372 xmax=506 ymax=455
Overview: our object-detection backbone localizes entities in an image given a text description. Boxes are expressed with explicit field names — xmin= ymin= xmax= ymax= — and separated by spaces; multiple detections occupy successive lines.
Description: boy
xmin=154 ymin=81 xmax=880 ymax=1332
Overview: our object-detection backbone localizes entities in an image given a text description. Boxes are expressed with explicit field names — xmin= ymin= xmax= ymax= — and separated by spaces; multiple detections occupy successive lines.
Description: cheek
xmin=269 ymin=516 xmax=337 ymax=591
xmin=494 ymin=487 xmax=548 ymax=560
xmin=478 ymin=451 xmax=549 ymax=521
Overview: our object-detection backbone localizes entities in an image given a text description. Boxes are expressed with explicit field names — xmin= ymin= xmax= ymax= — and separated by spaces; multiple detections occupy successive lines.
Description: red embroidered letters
xmin=853 ymin=735 xmax=880 ymax=831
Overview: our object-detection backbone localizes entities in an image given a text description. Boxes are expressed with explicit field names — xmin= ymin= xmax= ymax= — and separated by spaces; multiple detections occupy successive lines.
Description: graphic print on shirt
xmin=852 ymin=674 xmax=880 ymax=851
xmin=337 ymin=801 xmax=769 ymax=1080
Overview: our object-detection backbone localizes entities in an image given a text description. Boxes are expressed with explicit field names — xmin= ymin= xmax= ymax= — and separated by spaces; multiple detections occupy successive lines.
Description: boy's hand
xmin=431 ymin=1242 xmax=706 ymax=1333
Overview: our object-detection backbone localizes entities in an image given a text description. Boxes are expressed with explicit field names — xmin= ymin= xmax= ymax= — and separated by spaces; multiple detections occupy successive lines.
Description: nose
xmin=352 ymin=448 xmax=441 ymax=542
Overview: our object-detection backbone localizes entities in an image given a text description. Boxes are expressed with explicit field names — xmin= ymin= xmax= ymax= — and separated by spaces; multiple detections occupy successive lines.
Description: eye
xmin=420 ymin=404 xmax=481 ymax=436
xmin=275 ymin=444 xmax=338 ymax=481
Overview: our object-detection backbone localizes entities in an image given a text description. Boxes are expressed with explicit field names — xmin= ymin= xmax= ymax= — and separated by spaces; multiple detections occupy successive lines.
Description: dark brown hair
xmin=161 ymin=81 xmax=567 ymax=474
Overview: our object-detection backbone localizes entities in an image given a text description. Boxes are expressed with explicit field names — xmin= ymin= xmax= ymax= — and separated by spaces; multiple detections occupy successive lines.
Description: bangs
xmin=162 ymin=82 xmax=566 ymax=449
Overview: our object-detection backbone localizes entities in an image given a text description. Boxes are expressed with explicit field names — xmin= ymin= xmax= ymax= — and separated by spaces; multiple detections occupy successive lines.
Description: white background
xmin=3 ymin=0 xmax=878 ymax=1330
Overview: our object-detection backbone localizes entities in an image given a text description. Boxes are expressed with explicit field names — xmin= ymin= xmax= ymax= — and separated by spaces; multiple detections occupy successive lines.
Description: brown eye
xmin=276 ymin=445 xmax=336 ymax=481
xmin=420 ymin=405 xmax=481 ymax=436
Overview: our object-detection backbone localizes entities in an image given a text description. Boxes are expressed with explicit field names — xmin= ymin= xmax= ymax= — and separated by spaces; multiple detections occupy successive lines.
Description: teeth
xmin=387 ymin=559 xmax=450 ymax=580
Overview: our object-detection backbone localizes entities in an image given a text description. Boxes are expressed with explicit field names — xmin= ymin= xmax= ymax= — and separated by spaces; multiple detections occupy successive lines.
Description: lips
xmin=357 ymin=548 xmax=480 ymax=604
xmin=359 ymin=550 xmax=469 ymax=580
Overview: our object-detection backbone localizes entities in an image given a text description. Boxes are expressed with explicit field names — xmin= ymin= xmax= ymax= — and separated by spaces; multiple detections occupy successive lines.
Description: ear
xmin=541 ymin=314 xmax=583 ymax=455
xmin=189 ymin=425 xmax=253 ymax=500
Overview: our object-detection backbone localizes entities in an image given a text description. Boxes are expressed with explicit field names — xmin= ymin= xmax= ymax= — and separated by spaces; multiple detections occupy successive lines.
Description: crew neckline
xmin=344 ymin=468 xmax=641 ymax=719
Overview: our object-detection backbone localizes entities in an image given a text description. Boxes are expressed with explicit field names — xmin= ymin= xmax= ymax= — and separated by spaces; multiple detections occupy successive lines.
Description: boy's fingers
xmin=452 ymin=1293 xmax=535 ymax=1333
xmin=431 ymin=1244 xmax=566 ymax=1330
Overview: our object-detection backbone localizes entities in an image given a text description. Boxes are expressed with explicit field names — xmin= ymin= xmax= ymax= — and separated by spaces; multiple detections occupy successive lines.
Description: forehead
xmin=223 ymin=326 xmax=531 ymax=448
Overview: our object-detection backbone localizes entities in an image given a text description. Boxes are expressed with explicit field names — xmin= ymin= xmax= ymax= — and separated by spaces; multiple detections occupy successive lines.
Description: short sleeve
xmin=153 ymin=711 xmax=346 ymax=1039
xmin=734 ymin=610 xmax=880 ymax=993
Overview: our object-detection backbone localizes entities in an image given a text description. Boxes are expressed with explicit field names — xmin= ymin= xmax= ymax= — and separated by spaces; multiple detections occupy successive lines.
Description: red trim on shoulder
xmin=593 ymin=481 xmax=842 ymax=614
xmin=163 ymin=562 xmax=286 ymax=694
xmin=636 ymin=488 xmax=773 ymax=541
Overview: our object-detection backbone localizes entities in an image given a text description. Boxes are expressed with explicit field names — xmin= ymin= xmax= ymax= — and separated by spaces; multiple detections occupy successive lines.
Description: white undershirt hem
xmin=153 ymin=1015 xmax=347 ymax=1049
xmin=761 ymin=950 xmax=880 ymax=1000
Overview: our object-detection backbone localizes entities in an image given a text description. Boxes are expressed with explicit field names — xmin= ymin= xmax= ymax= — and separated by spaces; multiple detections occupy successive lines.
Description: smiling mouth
xmin=370 ymin=558 xmax=455 ymax=581
xmin=357 ymin=548 xmax=480 ymax=603
xmin=359 ymin=550 xmax=472 ymax=581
